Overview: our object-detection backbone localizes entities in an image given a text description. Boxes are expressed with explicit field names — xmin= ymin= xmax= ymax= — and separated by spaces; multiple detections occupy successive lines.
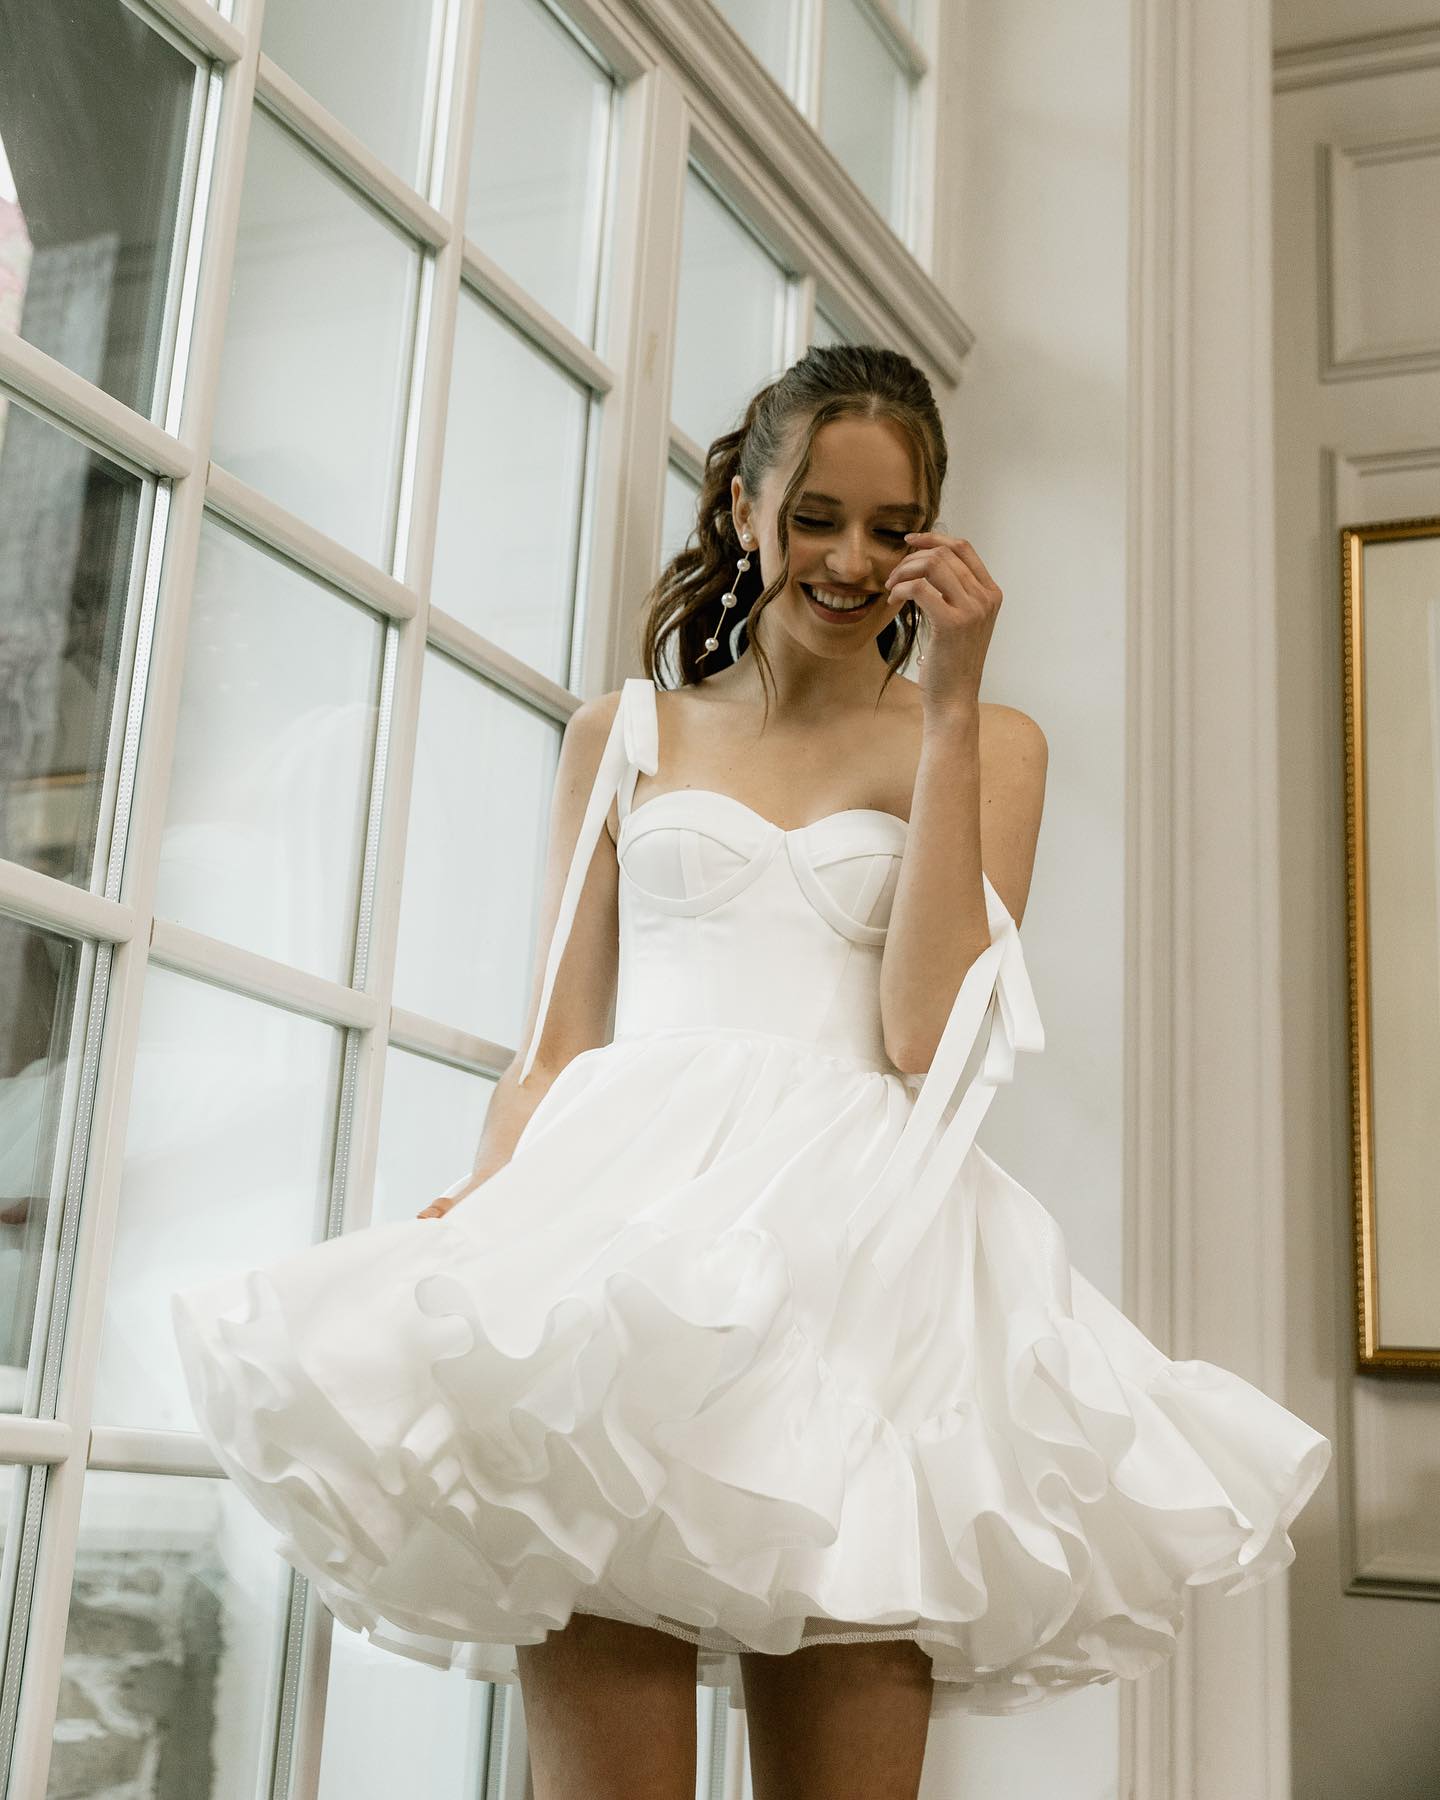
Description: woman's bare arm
xmin=417 ymin=689 xmax=624 ymax=1218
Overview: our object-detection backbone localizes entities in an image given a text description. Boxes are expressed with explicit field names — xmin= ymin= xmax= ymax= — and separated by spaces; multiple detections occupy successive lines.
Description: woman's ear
xmin=730 ymin=476 xmax=750 ymax=540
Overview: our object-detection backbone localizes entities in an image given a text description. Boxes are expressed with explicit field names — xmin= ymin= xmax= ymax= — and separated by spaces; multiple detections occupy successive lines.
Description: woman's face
xmin=731 ymin=413 xmax=925 ymax=660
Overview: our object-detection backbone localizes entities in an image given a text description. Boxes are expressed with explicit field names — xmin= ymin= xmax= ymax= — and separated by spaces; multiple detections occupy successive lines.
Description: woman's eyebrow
xmin=797 ymin=490 xmax=925 ymax=519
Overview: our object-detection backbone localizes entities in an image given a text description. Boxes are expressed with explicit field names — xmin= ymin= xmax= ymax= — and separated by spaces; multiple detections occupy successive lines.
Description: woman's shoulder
xmin=979 ymin=701 xmax=1048 ymax=762
xmin=559 ymin=684 xmax=661 ymax=794
xmin=562 ymin=684 xmax=633 ymax=746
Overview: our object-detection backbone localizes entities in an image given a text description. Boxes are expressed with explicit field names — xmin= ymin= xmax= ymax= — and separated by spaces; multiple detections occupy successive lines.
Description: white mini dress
xmin=171 ymin=675 xmax=1331 ymax=1717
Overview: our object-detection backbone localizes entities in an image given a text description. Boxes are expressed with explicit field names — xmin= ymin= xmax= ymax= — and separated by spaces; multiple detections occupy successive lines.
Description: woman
xmin=172 ymin=346 xmax=1330 ymax=1800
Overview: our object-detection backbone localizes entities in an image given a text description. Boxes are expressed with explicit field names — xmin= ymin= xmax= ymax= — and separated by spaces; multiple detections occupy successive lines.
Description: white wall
xmin=921 ymin=3 xmax=1132 ymax=1796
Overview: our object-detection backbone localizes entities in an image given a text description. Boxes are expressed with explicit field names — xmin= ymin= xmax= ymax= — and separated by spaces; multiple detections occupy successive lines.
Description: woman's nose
xmin=825 ymin=539 xmax=875 ymax=584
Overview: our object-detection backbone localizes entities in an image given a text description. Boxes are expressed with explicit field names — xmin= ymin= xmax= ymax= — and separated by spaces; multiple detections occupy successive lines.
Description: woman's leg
xmin=515 ymin=1611 xmax=700 ymax=1800
xmin=737 ymin=1638 xmax=935 ymax=1800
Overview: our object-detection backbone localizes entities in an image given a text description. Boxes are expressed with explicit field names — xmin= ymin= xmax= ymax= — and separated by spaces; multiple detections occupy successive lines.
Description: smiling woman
xmin=170 ymin=344 xmax=1330 ymax=1800
xmin=646 ymin=348 xmax=942 ymax=693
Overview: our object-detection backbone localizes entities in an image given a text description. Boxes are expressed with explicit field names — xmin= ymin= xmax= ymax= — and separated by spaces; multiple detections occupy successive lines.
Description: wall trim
xmin=1127 ymin=0 xmax=1299 ymax=1792
xmin=1273 ymin=21 xmax=1440 ymax=91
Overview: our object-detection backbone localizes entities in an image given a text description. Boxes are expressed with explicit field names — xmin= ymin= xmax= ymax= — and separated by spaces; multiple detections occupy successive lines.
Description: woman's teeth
xmin=802 ymin=583 xmax=878 ymax=618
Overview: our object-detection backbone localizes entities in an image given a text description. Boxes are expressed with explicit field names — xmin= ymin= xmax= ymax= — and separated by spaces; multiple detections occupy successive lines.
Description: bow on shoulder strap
xmin=516 ymin=678 xmax=659 ymax=1086
xmin=843 ymin=876 xmax=1044 ymax=1289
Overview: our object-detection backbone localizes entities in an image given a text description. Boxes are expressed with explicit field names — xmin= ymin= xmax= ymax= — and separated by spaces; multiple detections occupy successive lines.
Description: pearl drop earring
xmin=699 ymin=531 xmax=752 ymax=661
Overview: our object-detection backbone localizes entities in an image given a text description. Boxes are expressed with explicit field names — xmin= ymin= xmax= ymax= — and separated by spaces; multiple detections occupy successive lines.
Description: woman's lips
xmin=801 ymin=583 xmax=880 ymax=623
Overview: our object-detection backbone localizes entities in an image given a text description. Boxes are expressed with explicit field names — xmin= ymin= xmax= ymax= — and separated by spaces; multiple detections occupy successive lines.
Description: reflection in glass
xmin=99 ymin=968 xmax=342 ymax=1432
xmin=466 ymin=0 xmax=615 ymax=346
xmin=317 ymin=1613 xmax=493 ymax=1798
xmin=0 ymin=915 xmax=80 ymax=1414
xmin=393 ymin=656 xmax=559 ymax=1045
xmin=0 ymin=0 xmax=198 ymax=418
xmin=211 ymin=110 xmax=421 ymax=568
xmin=154 ymin=517 xmax=383 ymax=984
xmin=47 ymin=1470 xmax=288 ymax=1800
xmin=260 ymin=0 xmax=447 ymax=188
xmin=0 ymin=400 xmax=141 ymax=890
xmin=372 ymin=1046 xmax=495 ymax=1228
xmin=431 ymin=295 xmax=590 ymax=684
xmin=819 ymin=0 xmax=912 ymax=230
xmin=672 ymin=170 xmax=789 ymax=452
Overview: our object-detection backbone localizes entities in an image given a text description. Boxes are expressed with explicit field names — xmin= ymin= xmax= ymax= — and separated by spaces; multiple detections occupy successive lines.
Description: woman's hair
xmin=637 ymin=343 xmax=947 ymax=713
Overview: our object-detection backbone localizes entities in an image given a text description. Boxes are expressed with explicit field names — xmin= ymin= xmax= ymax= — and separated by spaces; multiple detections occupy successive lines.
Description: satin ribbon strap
xmin=845 ymin=883 xmax=1045 ymax=1289
xmin=517 ymin=678 xmax=659 ymax=1085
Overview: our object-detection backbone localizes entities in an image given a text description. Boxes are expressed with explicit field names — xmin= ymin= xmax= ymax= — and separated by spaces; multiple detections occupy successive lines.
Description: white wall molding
xmin=1274 ymin=22 xmax=1440 ymax=92
xmin=1127 ymin=0 xmax=1298 ymax=1793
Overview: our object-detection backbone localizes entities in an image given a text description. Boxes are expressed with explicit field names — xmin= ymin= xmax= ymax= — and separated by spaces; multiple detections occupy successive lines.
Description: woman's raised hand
xmin=416 ymin=1171 xmax=482 ymax=1221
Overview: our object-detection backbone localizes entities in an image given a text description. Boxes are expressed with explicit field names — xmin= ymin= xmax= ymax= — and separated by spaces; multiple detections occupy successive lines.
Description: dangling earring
xmin=699 ymin=532 xmax=752 ymax=661
xmin=911 ymin=602 xmax=926 ymax=667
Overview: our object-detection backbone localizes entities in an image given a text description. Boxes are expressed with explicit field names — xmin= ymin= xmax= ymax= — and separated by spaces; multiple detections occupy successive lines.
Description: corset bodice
xmin=515 ymin=677 xmax=1043 ymax=1287
xmin=612 ymin=782 xmax=909 ymax=1068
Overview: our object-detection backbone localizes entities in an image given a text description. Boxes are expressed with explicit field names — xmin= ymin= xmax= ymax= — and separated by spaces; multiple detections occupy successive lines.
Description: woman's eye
xmin=793 ymin=516 xmax=908 ymax=541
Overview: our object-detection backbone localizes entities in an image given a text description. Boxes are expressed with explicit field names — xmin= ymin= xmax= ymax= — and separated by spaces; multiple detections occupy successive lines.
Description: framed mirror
xmin=1342 ymin=514 xmax=1440 ymax=1372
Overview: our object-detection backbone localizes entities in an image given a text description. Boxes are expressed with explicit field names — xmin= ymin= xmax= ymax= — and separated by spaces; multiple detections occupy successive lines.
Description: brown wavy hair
xmin=636 ymin=344 xmax=948 ymax=714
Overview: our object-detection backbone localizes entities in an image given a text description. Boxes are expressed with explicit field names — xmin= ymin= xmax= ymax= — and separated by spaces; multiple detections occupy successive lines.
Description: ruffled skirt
xmin=170 ymin=1026 xmax=1331 ymax=1716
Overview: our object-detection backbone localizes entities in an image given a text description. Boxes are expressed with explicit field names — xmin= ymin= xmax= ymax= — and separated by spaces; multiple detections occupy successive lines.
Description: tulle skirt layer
xmin=171 ymin=1027 xmax=1330 ymax=1716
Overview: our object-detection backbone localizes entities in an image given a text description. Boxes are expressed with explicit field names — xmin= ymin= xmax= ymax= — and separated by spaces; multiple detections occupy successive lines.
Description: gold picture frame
xmin=1342 ymin=514 xmax=1440 ymax=1373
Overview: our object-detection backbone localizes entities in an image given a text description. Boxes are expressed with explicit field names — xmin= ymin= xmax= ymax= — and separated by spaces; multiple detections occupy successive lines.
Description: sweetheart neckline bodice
xmin=621 ymin=786 xmax=910 ymax=840
xmin=521 ymin=676 xmax=1030 ymax=1098
xmin=618 ymin=783 xmax=1005 ymax=913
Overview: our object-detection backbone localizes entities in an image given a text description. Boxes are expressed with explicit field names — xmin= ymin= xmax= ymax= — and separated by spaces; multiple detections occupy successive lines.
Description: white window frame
xmin=0 ymin=0 xmax=974 ymax=1794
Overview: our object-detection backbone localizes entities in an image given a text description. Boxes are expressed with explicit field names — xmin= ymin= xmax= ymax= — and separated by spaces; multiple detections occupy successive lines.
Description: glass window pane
xmin=316 ymin=1618 xmax=492 ymax=1798
xmin=660 ymin=461 xmax=699 ymax=572
xmin=99 ymin=969 xmax=343 ymax=1432
xmin=819 ymin=0 xmax=912 ymax=230
xmin=709 ymin=0 xmax=800 ymax=92
xmin=211 ymin=111 xmax=421 ymax=568
xmin=0 ymin=1464 xmax=30 ymax=1677
xmin=260 ymin=0 xmax=446 ymax=188
xmin=659 ymin=463 xmax=703 ymax=685
xmin=392 ymin=656 xmax=558 ymax=1045
xmin=0 ymin=1 xmax=199 ymax=418
xmin=431 ymin=295 xmax=590 ymax=685
xmin=371 ymin=1046 xmax=495 ymax=1228
xmin=47 ymin=1470 xmax=288 ymax=1800
xmin=466 ymin=0 xmax=614 ymax=345
xmin=0 ymin=399 xmax=142 ymax=890
xmin=0 ymin=915 xmax=81 ymax=1413
xmin=153 ymin=517 xmax=383 ymax=985
xmin=672 ymin=170 xmax=788 ymax=451
xmin=811 ymin=306 xmax=848 ymax=347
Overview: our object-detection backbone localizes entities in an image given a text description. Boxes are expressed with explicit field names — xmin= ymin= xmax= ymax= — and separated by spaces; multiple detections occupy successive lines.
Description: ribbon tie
xmin=843 ymin=879 xmax=1044 ymax=1288
xmin=517 ymin=679 xmax=658 ymax=1085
